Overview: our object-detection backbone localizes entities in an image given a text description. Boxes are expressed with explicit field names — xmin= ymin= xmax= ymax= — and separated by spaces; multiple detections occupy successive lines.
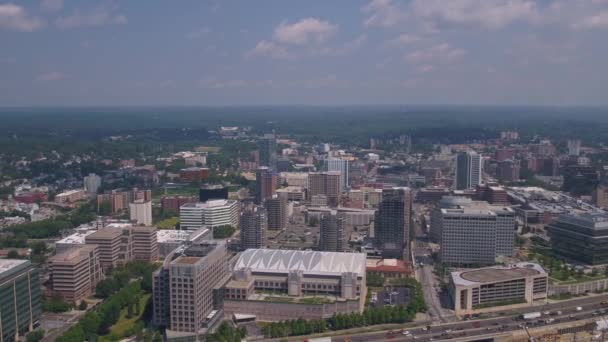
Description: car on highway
xmin=576 ymin=306 xmax=583 ymax=311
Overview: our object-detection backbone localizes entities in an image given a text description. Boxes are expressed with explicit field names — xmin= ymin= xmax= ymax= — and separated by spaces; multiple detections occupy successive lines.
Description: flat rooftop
xmin=174 ymin=256 xmax=200 ymax=264
xmin=452 ymin=262 xmax=546 ymax=286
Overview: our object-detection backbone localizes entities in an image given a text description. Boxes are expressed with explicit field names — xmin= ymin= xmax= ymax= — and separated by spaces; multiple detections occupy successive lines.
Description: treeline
xmin=56 ymin=282 xmax=143 ymax=342
xmin=2 ymin=203 xmax=96 ymax=244
xmin=262 ymin=278 xmax=427 ymax=338
xmin=207 ymin=322 xmax=246 ymax=342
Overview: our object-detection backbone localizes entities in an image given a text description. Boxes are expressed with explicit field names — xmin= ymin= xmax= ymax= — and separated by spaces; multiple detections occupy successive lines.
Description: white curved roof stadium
xmin=235 ymin=249 xmax=366 ymax=277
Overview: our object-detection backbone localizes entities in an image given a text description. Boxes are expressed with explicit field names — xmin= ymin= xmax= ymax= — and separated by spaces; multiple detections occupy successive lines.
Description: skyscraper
xmin=264 ymin=195 xmax=287 ymax=231
xmin=83 ymin=173 xmax=101 ymax=196
xmin=152 ymin=241 xmax=229 ymax=337
xmin=0 ymin=260 xmax=41 ymax=342
xmin=455 ymin=151 xmax=482 ymax=190
xmin=255 ymin=167 xmax=277 ymax=205
xmin=319 ymin=210 xmax=345 ymax=252
xmin=308 ymin=171 xmax=341 ymax=207
xmin=258 ymin=133 xmax=277 ymax=170
xmin=374 ymin=187 xmax=412 ymax=259
xmin=129 ymin=199 xmax=153 ymax=226
xmin=240 ymin=206 xmax=267 ymax=250
xmin=324 ymin=158 xmax=349 ymax=191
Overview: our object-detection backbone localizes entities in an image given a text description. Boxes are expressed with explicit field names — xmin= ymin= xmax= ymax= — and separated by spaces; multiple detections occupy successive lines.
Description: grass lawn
xmin=156 ymin=217 xmax=179 ymax=229
xmin=99 ymin=294 xmax=150 ymax=341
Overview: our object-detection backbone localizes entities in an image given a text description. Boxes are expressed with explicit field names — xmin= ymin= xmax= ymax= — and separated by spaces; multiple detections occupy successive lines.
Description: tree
xmin=7 ymin=250 xmax=19 ymax=259
xmin=78 ymin=300 xmax=87 ymax=310
xmin=26 ymin=330 xmax=44 ymax=342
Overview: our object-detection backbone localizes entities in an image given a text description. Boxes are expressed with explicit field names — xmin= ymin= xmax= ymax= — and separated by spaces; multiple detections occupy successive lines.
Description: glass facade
xmin=0 ymin=263 xmax=41 ymax=342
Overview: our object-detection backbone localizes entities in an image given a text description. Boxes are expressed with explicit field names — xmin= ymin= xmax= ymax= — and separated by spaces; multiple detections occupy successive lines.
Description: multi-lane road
xmin=290 ymin=295 xmax=608 ymax=342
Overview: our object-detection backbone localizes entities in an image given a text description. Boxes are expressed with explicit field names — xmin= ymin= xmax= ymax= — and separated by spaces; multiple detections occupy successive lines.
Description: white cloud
xmin=40 ymin=0 xmax=63 ymax=12
xmin=362 ymin=0 xmax=405 ymax=28
xmin=0 ymin=4 xmax=43 ymax=32
xmin=410 ymin=0 xmax=539 ymax=29
xmin=385 ymin=34 xmax=422 ymax=47
xmin=406 ymin=43 xmax=466 ymax=64
xmin=573 ymin=11 xmax=608 ymax=29
xmin=273 ymin=18 xmax=337 ymax=45
xmin=56 ymin=7 xmax=127 ymax=29
xmin=246 ymin=40 xmax=290 ymax=59
xmin=36 ymin=71 xmax=67 ymax=82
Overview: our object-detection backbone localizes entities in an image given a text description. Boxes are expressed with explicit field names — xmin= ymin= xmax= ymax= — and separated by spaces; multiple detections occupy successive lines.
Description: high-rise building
xmin=308 ymin=171 xmax=341 ymax=207
xmin=240 ymin=206 xmax=267 ymax=250
xmin=85 ymin=228 xmax=125 ymax=271
xmin=84 ymin=173 xmax=102 ymax=195
xmin=455 ymin=151 xmax=482 ymax=190
xmin=547 ymin=212 xmax=608 ymax=265
xmin=258 ymin=133 xmax=277 ymax=170
xmin=129 ymin=199 xmax=152 ymax=226
xmin=255 ymin=167 xmax=278 ymax=205
xmin=496 ymin=159 xmax=520 ymax=182
xmin=180 ymin=200 xmax=239 ymax=231
xmin=324 ymin=158 xmax=349 ymax=191
xmin=131 ymin=226 xmax=159 ymax=262
xmin=49 ymin=245 xmax=102 ymax=304
xmin=152 ymin=241 xmax=229 ymax=337
xmin=431 ymin=197 xmax=515 ymax=266
xmin=0 ymin=260 xmax=41 ymax=342
xmin=594 ymin=185 xmax=608 ymax=209
xmin=199 ymin=184 xmax=229 ymax=202
xmin=319 ymin=210 xmax=345 ymax=252
xmin=374 ymin=187 xmax=412 ymax=259
xmin=264 ymin=195 xmax=287 ymax=231
xmin=567 ymin=139 xmax=581 ymax=156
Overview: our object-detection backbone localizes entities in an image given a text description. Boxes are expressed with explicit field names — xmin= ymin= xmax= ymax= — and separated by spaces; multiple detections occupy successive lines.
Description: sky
xmin=1 ymin=0 xmax=608 ymax=106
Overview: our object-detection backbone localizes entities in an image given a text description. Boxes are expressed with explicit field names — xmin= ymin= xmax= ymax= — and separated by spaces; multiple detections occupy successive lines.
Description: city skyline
xmin=1 ymin=0 xmax=608 ymax=106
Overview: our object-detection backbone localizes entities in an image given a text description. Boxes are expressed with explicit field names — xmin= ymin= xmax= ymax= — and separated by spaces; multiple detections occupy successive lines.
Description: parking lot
xmin=372 ymin=286 xmax=411 ymax=308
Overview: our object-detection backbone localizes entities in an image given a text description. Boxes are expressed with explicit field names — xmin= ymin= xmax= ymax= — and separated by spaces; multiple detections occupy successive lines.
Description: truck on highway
xmin=522 ymin=312 xmax=542 ymax=320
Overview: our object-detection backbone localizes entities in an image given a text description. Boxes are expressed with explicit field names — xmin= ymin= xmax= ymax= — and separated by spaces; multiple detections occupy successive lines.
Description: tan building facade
xmin=49 ymin=245 xmax=102 ymax=303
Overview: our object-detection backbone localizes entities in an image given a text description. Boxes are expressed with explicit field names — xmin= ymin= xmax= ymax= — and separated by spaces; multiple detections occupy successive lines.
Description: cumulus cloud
xmin=0 ymin=3 xmax=43 ymax=32
xmin=36 ymin=71 xmax=67 ymax=82
xmin=314 ymin=34 xmax=367 ymax=56
xmin=362 ymin=0 xmax=405 ymax=28
xmin=56 ymin=7 xmax=127 ymax=29
xmin=405 ymin=43 xmax=466 ymax=64
xmin=273 ymin=18 xmax=337 ymax=45
xmin=410 ymin=0 xmax=539 ymax=29
xmin=246 ymin=40 xmax=290 ymax=59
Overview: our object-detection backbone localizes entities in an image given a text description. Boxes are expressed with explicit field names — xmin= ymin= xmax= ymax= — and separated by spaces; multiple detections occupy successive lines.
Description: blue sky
xmin=1 ymin=0 xmax=608 ymax=106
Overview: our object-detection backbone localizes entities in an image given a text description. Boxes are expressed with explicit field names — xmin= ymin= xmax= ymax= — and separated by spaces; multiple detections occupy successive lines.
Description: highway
xmin=292 ymin=296 xmax=608 ymax=342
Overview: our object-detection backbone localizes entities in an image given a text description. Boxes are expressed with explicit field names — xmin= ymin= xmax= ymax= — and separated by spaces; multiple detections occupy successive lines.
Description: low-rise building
xmin=223 ymin=249 xmax=367 ymax=321
xmin=55 ymin=189 xmax=87 ymax=204
xmin=366 ymin=259 xmax=412 ymax=280
xmin=449 ymin=263 xmax=547 ymax=315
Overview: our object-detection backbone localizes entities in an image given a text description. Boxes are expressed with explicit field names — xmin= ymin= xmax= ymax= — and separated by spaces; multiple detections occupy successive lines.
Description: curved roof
xmin=235 ymin=249 xmax=366 ymax=277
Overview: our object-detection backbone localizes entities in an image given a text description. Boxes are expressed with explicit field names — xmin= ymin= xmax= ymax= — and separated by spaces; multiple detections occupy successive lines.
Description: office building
xmin=547 ymin=212 xmax=608 ymax=265
xmin=240 ymin=206 xmax=267 ymax=250
xmin=308 ymin=171 xmax=341 ymax=207
xmin=49 ymin=245 xmax=102 ymax=304
xmin=157 ymin=228 xmax=210 ymax=257
xmin=449 ymin=263 xmax=547 ymax=315
xmin=276 ymin=186 xmax=306 ymax=202
xmin=85 ymin=228 xmax=124 ymax=271
xmin=131 ymin=226 xmax=159 ymax=262
xmin=180 ymin=200 xmax=239 ymax=231
xmin=325 ymin=158 xmax=349 ymax=191
xmin=255 ymin=167 xmax=277 ymax=205
xmin=84 ymin=173 xmax=102 ymax=195
xmin=319 ymin=210 xmax=344 ymax=252
xmin=180 ymin=167 xmax=210 ymax=183
xmin=374 ymin=187 xmax=412 ymax=259
xmin=567 ymin=139 xmax=581 ymax=156
xmin=495 ymin=148 xmax=516 ymax=162
xmin=594 ymin=185 xmax=608 ymax=209
xmin=0 ymin=260 xmax=41 ymax=342
xmin=280 ymin=172 xmax=309 ymax=187
xmin=431 ymin=197 xmax=515 ymax=266
xmin=152 ymin=241 xmax=229 ymax=337
xmin=223 ymin=249 xmax=366 ymax=321
xmin=129 ymin=199 xmax=152 ymax=226
xmin=199 ymin=184 xmax=228 ymax=202
xmin=161 ymin=196 xmax=197 ymax=214
xmin=97 ymin=188 xmax=152 ymax=214
xmin=55 ymin=189 xmax=87 ymax=204
xmin=258 ymin=133 xmax=277 ymax=170
xmin=264 ymin=195 xmax=287 ymax=231
xmin=496 ymin=159 xmax=520 ymax=182
xmin=455 ymin=151 xmax=482 ymax=190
